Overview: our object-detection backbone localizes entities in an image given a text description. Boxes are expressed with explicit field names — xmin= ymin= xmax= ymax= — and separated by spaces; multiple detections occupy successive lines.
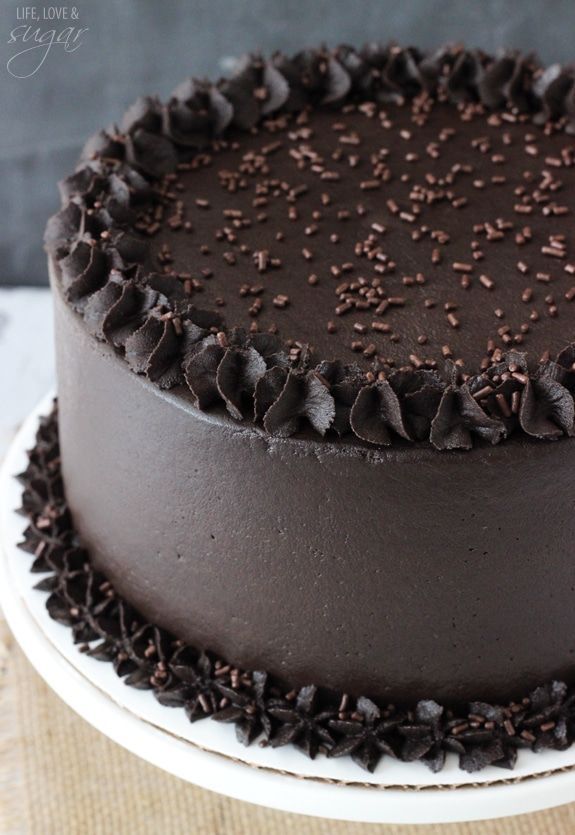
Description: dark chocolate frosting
xmin=19 ymin=406 xmax=575 ymax=774
xmin=37 ymin=43 xmax=575 ymax=779
xmin=45 ymin=43 xmax=575 ymax=450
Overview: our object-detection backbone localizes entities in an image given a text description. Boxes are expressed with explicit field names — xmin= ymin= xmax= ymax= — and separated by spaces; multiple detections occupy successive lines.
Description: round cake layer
xmin=53 ymin=273 xmax=575 ymax=705
xmin=18 ymin=409 xmax=575 ymax=773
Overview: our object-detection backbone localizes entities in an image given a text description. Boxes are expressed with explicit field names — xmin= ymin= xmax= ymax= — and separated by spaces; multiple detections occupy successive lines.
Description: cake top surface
xmin=151 ymin=103 xmax=574 ymax=371
xmin=45 ymin=44 xmax=575 ymax=450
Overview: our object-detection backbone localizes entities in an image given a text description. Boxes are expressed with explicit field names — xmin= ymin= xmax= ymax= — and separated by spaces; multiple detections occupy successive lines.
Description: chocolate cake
xmin=28 ymin=44 xmax=575 ymax=773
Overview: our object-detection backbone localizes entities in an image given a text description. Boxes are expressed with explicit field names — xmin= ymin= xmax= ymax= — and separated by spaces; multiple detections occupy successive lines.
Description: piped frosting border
xmin=18 ymin=404 xmax=575 ymax=773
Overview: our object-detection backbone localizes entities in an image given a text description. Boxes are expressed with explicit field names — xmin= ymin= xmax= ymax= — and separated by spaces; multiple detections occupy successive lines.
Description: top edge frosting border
xmin=44 ymin=43 xmax=575 ymax=451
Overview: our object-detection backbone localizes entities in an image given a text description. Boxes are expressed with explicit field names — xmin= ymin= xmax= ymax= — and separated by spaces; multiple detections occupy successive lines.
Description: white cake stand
xmin=2 ymin=394 xmax=575 ymax=824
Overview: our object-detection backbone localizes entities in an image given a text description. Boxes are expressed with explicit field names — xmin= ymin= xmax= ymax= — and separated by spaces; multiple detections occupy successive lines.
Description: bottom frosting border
xmin=16 ymin=402 xmax=575 ymax=776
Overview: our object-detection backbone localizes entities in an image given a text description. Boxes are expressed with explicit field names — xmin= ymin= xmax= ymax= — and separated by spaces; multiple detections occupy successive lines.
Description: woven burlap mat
xmin=2 ymin=620 xmax=575 ymax=835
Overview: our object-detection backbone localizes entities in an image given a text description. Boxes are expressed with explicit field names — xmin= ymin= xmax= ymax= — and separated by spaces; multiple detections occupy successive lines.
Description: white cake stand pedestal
xmin=2 ymin=394 xmax=575 ymax=824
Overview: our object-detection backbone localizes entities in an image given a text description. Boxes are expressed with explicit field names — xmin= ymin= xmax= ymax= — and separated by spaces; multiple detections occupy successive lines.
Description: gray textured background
xmin=1 ymin=0 xmax=574 ymax=286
